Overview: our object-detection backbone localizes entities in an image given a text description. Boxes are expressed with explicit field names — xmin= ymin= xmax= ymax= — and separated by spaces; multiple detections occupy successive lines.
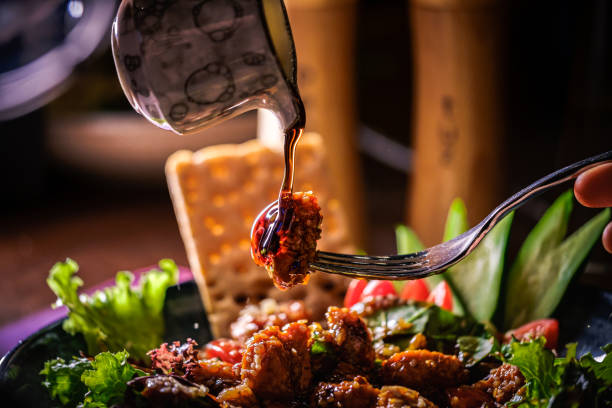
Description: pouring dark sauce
xmin=251 ymin=101 xmax=322 ymax=289
xmin=252 ymin=125 xmax=304 ymax=260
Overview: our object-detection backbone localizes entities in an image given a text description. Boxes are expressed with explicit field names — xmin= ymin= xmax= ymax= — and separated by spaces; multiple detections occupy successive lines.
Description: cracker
xmin=166 ymin=134 xmax=354 ymax=337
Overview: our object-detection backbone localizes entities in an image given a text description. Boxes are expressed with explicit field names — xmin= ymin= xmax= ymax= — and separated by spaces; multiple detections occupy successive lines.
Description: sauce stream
xmin=251 ymin=123 xmax=305 ymax=263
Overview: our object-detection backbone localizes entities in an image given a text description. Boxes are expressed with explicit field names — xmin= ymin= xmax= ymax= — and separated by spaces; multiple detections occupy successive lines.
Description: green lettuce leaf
xmin=457 ymin=336 xmax=498 ymax=367
xmin=47 ymin=259 xmax=179 ymax=362
xmin=361 ymin=301 xmax=488 ymax=352
xmin=80 ymin=351 xmax=146 ymax=408
xmin=504 ymin=340 xmax=612 ymax=407
xmin=579 ymin=344 xmax=612 ymax=393
xmin=503 ymin=337 xmax=562 ymax=401
xmin=41 ymin=351 xmax=146 ymax=408
xmin=504 ymin=191 xmax=610 ymax=328
xmin=40 ymin=356 xmax=92 ymax=407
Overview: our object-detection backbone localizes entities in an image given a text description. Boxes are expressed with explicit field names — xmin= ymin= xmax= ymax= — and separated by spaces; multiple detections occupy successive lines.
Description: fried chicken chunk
xmin=446 ymin=385 xmax=495 ymax=408
xmin=241 ymin=322 xmax=312 ymax=401
xmin=124 ymin=375 xmax=215 ymax=407
xmin=252 ymin=191 xmax=322 ymax=290
xmin=230 ymin=299 xmax=310 ymax=342
xmin=377 ymin=386 xmax=438 ymax=408
xmin=313 ymin=376 xmax=380 ymax=408
xmin=474 ymin=363 xmax=525 ymax=404
xmin=326 ymin=307 xmax=375 ymax=372
xmin=381 ymin=350 xmax=468 ymax=398
xmin=187 ymin=359 xmax=241 ymax=395
xmin=216 ymin=383 xmax=259 ymax=408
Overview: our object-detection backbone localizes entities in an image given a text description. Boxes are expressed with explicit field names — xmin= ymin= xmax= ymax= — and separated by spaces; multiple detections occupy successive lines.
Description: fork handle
xmin=470 ymin=150 xmax=612 ymax=252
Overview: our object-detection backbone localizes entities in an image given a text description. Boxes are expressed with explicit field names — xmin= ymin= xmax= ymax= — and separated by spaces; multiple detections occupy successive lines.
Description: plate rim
xmin=0 ymin=317 xmax=65 ymax=379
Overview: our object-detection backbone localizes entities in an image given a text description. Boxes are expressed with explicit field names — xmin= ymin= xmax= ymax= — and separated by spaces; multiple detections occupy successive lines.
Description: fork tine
xmin=313 ymin=251 xmax=430 ymax=271
xmin=316 ymin=251 xmax=426 ymax=262
xmin=309 ymin=261 xmax=431 ymax=280
xmin=316 ymin=252 xmax=427 ymax=268
xmin=311 ymin=241 xmax=454 ymax=280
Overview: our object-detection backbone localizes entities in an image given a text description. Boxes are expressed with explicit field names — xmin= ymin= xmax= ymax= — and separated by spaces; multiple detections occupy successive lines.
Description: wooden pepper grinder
xmin=284 ymin=0 xmax=364 ymax=248
xmin=407 ymin=0 xmax=506 ymax=245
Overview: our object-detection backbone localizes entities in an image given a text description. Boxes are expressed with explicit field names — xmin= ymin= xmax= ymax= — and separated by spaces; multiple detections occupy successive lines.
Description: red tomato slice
xmin=203 ymin=339 xmax=244 ymax=364
xmin=360 ymin=280 xmax=398 ymax=301
xmin=426 ymin=281 xmax=453 ymax=311
xmin=400 ymin=279 xmax=430 ymax=302
xmin=504 ymin=318 xmax=559 ymax=350
xmin=344 ymin=279 xmax=368 ymax=308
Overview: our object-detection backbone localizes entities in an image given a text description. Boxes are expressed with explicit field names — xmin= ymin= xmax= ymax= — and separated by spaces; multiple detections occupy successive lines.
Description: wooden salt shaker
xmin=407 ymin=0 xmax=506 ymax=245
xmin=284 ymin=0 xmax=364 ymax=248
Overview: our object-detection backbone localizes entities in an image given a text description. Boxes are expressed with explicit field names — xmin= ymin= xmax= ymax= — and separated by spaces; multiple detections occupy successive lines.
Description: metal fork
xmin=310 ymin=150 xmax=612 ymax=280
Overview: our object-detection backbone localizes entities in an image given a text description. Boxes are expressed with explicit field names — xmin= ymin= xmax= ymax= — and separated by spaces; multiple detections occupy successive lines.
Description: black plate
xmin=0 ymin=280 xmax=610 ymax=407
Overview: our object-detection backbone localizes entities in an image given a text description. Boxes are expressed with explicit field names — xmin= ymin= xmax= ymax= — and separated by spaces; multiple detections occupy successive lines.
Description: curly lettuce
xmin=503 ymin=338 xmax=612 ymax=407
xmin=80 ymin=350 xmax=146 ymax=407
xmin=40 ymin=356 xmax=91 ymax=406
xmin=47 ymin=259 xmax=179 ymax=362
xmin=41 ymin=351 xmax=145 ymax=408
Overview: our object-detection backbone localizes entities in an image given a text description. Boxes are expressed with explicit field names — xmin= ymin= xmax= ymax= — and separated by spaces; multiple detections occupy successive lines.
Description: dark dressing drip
xmin=251 ymin=124 xmax=305 ymax=264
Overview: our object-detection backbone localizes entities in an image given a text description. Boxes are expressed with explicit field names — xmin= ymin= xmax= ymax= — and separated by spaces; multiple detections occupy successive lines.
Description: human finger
xmin=574 ymin=163 xmax=612 ymax=208
xmin=603 ymin=222 xmax=612 ymax=254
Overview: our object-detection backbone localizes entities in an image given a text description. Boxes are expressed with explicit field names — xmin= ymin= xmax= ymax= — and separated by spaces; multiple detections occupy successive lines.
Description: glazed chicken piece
xmin=381 ymin=350 xmax=468 ymax=400
xmin=377 ymin=386 xmax=438 ymax=408
xmin=326 ymin=307 xmax=375 ymax=372
xmin=241 ymin=322 xmax=312 ymax=402
xmin=230 ymin=299 xmax=310 ymax=343
xmin=124 ymin=375 xmax=216 ymax=407
xmin=251 ymin=191 xmax=322 ymax=290
xmin=313 ymin=376 xmax=380 ymax=408
xmin=187 ymin=358 xmax=241 ymax=395
xmin=446 ymin=385 xmax=495 ymax=408
xmin=473 ymin=363 xmax=525 ymax=404
xmin=216 ymin=382 xmax=259 ymax=408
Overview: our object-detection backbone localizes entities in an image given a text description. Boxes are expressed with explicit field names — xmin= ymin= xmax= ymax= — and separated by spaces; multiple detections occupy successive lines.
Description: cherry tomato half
xmin=400 ymin=279 xmax=430 ymax=302
xmin=203 ymin=339 xmax=244 ymax=364
xmin=426 ymin=281 xmax=453 ymax=311
xmin=504 ymin=318 xmax=559 ymax=350
xmin=360 ymin=280 xmax=398 ymax=301
xmin=344 ymin=279 xmax=368 ymax=308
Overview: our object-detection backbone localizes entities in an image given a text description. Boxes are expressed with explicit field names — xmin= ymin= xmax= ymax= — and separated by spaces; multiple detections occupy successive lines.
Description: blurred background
xmin=0 ymin=0 xmax=610 ymax=330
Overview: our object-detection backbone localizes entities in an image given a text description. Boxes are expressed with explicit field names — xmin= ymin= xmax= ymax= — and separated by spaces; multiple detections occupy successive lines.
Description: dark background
xmin=0 ymin=0 xmax=610 ymax=326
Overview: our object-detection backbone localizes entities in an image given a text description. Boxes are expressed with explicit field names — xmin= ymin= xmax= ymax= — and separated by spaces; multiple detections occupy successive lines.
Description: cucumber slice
xmin=445 ymin=211 xmax=514 ymax=322
xmin=442 ymin=199 xmax=514 ymax=321
xmin=394 ymin=225 xmax=425 ymax=293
